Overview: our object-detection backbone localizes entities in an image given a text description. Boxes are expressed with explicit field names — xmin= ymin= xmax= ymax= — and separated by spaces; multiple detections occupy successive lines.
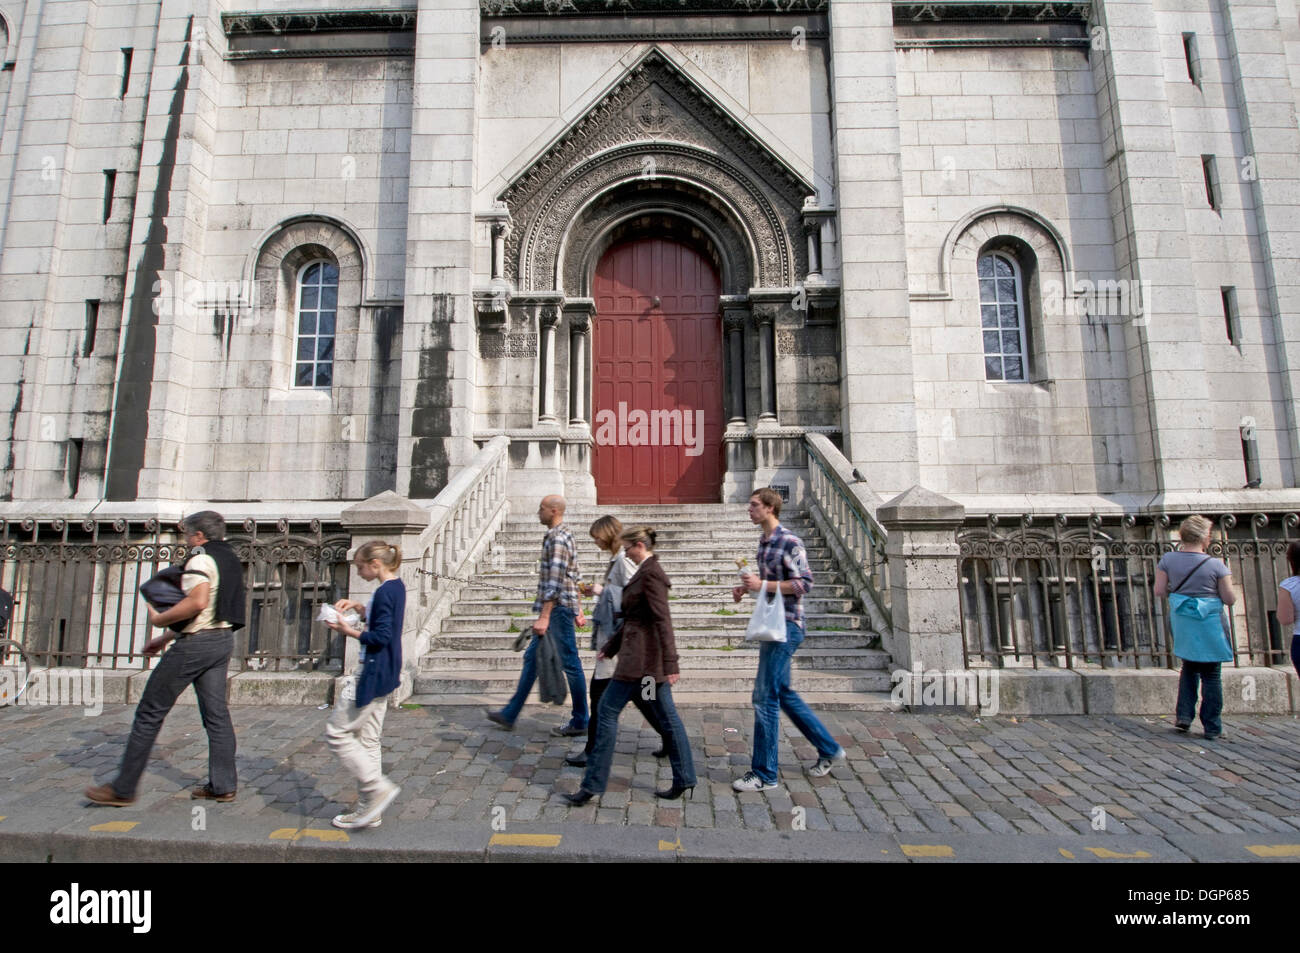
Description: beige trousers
xmin=326 ymin=678 xmax=390 ymax=800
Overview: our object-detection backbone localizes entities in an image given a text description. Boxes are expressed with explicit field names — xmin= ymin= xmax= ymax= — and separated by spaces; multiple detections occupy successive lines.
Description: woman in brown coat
xmin=564 ymin=527 xmax=697 ymax=804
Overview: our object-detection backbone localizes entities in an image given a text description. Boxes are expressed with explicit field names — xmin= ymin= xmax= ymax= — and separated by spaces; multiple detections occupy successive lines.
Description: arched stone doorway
xmin=591 ymin=236 xmax=724 ymax=503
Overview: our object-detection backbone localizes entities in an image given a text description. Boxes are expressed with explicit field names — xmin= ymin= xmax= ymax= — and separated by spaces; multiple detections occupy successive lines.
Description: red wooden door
xmin=591 ymin=238 xmax=724 ymax=503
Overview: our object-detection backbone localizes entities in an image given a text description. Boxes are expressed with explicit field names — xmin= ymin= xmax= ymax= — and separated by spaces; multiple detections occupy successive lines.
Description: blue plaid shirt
xmin=534 ymin=523 xmax=582 ymax=612
xmin=755 ymin=523 xmax=813 ymax=629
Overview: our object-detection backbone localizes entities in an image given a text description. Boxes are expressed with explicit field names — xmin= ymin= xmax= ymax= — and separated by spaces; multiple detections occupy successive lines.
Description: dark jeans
xmin=1176 ymin=660 xmax=1223 ymax=737
xmin=584 ymin=677 xmax=667 ymax=755
xmin=500 ymin=607 xmax=588 ymax=728
xmin=113 ymin=629 xmax=237 ymax=798
xmin=581 ymin=678 xmax=695 ymax=794
xmin=1292 ymin=635 xmax=1300 ymax=680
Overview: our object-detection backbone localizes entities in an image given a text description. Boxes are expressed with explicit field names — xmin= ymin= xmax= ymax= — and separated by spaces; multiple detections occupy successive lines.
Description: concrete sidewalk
xmin=2 ymin=701 xmax=1299 ymax=862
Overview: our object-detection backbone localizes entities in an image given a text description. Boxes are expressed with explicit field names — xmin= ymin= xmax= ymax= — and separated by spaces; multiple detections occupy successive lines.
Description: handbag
xmin=139 ymin=564 xmax=210 ymax=634
xmin=744 ymin=572 xmax=787 ymax=643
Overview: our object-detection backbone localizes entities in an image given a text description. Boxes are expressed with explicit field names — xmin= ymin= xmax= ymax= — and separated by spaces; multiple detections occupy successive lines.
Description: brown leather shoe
xmin=191 ymin=784 xmax=235 ymax=803
xmin=85 ymin=783 xmax=134 ymax=807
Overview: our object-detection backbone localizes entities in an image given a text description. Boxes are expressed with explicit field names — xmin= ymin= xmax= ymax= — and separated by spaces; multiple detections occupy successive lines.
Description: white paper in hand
xmin=316 ymin=605 xmax=361 ymax=629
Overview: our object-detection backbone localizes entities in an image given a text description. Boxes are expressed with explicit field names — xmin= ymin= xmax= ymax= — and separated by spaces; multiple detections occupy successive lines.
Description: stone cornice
xmin=481 ymin=0 xmax=825 ymax=14
xmin=478 ymin=1 xmax=1087 ymax=21
xmin=222 ymin=9 xmax=417 ymax=36
xmin=893 ymin=2 xmax=1090 ymax=23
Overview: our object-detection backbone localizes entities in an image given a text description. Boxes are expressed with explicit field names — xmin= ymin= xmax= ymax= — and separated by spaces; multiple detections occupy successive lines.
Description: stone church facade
xmin=2 ymin=0 xmax=1299 ymax=519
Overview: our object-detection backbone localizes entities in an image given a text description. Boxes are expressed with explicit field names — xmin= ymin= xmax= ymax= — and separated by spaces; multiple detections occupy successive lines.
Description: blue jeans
xmin=751 ymin=620 xmax=840 ymax=784
xmin=1176 ymin=660 xmax=1223 ymax=736
xmin=581 ymin=677 xmax=695 ymax=794
xmin=500 ymin=607 xmax=588 ymax=728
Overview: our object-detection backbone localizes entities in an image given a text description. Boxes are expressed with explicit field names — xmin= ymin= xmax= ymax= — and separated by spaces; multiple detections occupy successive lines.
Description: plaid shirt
xmin=534 ymin=522 xmax=582 ymax=613
xmin=755 ymin=523 xmax=814 ymax=629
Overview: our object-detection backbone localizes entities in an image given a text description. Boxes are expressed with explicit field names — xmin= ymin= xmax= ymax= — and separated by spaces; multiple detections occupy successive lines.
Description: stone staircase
xmin=410 ymin=504 xmax=896 ymax=709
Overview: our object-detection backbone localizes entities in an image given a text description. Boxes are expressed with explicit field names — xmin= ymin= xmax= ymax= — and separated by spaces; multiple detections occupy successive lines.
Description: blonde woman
xmin=565 ymin=526 xmax=696 ymax=804
xmin=1154 ymin=516 xmax=1236 ymax=740
xmin=324 ymin=541 xmax=405 ymax=829
xmin=565 ymin=516 xmax=667 ymax=768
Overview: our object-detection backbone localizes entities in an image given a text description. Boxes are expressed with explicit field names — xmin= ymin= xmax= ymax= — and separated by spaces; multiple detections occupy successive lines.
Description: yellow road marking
xmin=1085 ymin=847 xmax=1151 ymax=859
xmin=89 ymin=821 xmax=138 ymax=833
xmin=489 ymin=833 xmax=561 ymax=847
xmin=901 ymin=844 xmax=954 ymax=858
xmin=269 ymin=828 xmax=349 ymax=843
xmin=658 ymin=837 xmax=684 ymax=852
xmin=1247 ymin=844 xmax=1300 ymax=858
xmin=1059 ymin=848 xmax=1075 ymax=859
xmin=0 ymin=816 xmax=6 ymax=823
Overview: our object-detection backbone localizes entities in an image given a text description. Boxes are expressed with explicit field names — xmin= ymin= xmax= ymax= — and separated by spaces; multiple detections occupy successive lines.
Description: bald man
xmin=487 ymin=494 xmax=589 ymax=734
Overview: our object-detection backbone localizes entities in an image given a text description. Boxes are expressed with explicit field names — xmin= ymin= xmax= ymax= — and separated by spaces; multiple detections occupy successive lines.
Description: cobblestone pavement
xmin=3 ymin=702 xmax=1300 ymax=861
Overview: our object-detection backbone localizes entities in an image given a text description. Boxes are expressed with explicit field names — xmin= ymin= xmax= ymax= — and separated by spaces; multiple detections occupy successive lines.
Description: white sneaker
xmin=732 ymin=771 xmax=778 ymax=792
xmin=338 ymin=780 xmax=400 ymax=829
xmin=331 ymin=809 xmax=383 ymax=830
xmin=808 ymin=748 xmax=846 ymax=778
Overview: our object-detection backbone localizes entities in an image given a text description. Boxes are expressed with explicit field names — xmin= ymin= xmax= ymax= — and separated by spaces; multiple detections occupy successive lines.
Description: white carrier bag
xmin=744 ymin=572 xmax=787 ymax=643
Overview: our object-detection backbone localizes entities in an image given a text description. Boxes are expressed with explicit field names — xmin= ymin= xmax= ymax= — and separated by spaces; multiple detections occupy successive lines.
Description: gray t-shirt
xmin=1157 ymin=551 xmax=1229 ymax=597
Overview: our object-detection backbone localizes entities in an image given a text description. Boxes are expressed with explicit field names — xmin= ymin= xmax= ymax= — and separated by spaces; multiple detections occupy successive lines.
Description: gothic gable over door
xmin=499 ymin=48 xmax=812 ymax=295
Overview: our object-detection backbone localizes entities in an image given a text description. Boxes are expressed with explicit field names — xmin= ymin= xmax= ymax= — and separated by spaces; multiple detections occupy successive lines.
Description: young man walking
xmin=731 ymin=488 xmax=845 ymax=791
xmin=487 ymin=494 xmax=588 ymax=735
xmin=86 ymin=511 xmax=246 ymax=805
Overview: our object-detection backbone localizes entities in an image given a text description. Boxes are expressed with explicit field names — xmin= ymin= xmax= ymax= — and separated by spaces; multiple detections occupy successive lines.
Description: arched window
xmin=294 ymin=261 xmax=338 ymax=388
xmin=978 ymin=252 xmax=1028 ymax=382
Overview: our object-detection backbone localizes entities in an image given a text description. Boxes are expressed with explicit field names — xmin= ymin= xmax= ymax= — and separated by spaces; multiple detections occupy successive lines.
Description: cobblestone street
xmin=3 ymin=701 xmax=1299 ymax=861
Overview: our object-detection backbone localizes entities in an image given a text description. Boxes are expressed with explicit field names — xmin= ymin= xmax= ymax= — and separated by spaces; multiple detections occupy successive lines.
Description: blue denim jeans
xmin=500 ymin=607 xmax=588 ymax=728
xmin=751 ymin=620 xmax=840 ymax=784
xmin=581 ymin=677 xmax=695 ymax=794
xmin=1176 ymin=660 xmax=1223 ymax=736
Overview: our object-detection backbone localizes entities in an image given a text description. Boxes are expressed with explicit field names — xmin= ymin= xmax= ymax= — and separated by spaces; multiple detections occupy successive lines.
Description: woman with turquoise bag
xmin=1154 ymin=515 xmax=1237 ymax=740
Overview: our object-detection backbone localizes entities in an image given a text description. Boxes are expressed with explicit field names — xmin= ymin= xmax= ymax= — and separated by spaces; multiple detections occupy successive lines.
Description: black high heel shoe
xmin=652 ymin=746 xmax=668 ymax=758
xmin=654 ymin=784 xmax=694 ymax=800
xmin=563 ymin=788 xmax=597 ymax=806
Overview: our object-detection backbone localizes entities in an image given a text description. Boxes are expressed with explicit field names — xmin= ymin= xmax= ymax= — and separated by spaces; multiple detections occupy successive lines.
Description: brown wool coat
xmin=603 ymin=555 xmax=680 ymax=682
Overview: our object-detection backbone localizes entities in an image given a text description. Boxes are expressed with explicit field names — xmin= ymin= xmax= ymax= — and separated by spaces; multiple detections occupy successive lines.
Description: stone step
xmin=438 ymin=613 xmax=868 ymax=633
xmin=489 ymin=557 xmax=839 ymax=574
xmin=421 ymin=648 xmax=891 ymax=672
xmin=500 ymin=518 xmax=816 ymax=531
xmin=412 ymin=668 xmax=894 ymax=695
xmin=490 ymin=540 xmax=831 ymax=556
xmin=431 ymin=631 xmax=875 ymax=651
xmin=450 ymin=597 xmax=859 ymax=616
xmin=405 ymin=691 xmax=900 ymax=711
xmin=455 ymin=580 xmax=857 ymax=598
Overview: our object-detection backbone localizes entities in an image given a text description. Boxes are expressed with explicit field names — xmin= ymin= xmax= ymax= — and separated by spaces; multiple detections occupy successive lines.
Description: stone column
xmin=828 ymin=0 xmax=919 ymax=496
xmin=566 ymin=302 xmax=592 ymax=427
xmin=1218 ymin=0 xmax=1300 ymax=485
xmin=1090 ymin=0 xmax=1214 ymax=493
xmin=877 ymin=485 xmax=966 ymax=676
xmin=722 ymin=301 xmax=749 ymax=424
xmin=537 ymin=304 xmax=560 ymax=423
xmin=801 ymin=197 xmax=827 ymax=282
xmin=398 ymin=0 xmax=479 ymax=498
xmin=754 ymin=304 xmax=777 ymax=422
xmin=339 ymin=491 xmax=433 ymax=705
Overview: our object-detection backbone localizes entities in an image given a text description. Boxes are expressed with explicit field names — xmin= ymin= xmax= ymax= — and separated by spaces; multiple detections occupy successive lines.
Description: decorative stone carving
xmin=480 ymin=332 xmax=538 ymax=359
xmin=499 ymin=50 xmax=809 ymax=293
xmin=777 ymin=328 xmax=838 ymax=357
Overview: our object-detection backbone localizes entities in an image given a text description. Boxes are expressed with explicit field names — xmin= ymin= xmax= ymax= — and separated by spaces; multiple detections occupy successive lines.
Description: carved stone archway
xmin=499 ymin=48 xmax=811 ymax=294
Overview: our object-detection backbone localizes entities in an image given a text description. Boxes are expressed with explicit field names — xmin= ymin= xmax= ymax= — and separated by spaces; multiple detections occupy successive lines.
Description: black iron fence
xmin=0 ymin=518 xmax=351 ymax=672
xmin=958 ymin=511 xmax=1298 ymax=669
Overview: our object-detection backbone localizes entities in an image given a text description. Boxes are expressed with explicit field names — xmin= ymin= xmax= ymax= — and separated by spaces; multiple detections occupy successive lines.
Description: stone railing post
xmin=877 ymin=486 xmax=965 ymax=676
xmin=340 ymin=491 xmax=433 ymax=705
